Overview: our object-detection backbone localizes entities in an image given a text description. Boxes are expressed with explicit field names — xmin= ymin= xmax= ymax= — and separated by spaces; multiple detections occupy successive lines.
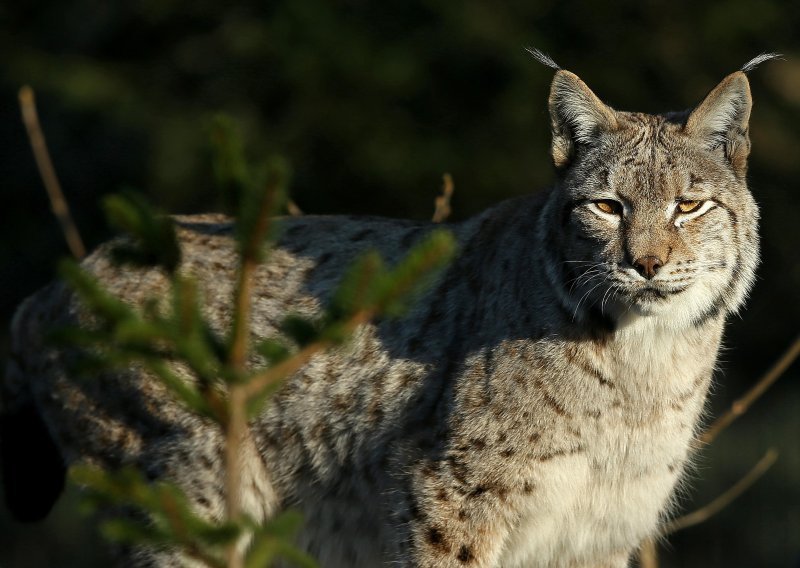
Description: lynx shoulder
xmin=2 ymin=56 xmax=771 ymax=567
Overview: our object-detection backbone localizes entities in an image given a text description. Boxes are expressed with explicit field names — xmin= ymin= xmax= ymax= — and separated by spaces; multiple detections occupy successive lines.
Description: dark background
xmin=1 ymin=1 xmax=798 ymax=566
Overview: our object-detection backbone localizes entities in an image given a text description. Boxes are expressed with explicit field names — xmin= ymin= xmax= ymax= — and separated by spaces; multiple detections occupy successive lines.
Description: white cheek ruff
xmin=673 ymin=200 xmax=716 ymax=228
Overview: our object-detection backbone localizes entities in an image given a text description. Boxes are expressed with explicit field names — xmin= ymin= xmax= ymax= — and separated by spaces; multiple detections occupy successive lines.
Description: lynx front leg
xmin=406 ymin=511 xmax=508 ymax=568
xmin=401 ymin=460 xmax=517 ymax=568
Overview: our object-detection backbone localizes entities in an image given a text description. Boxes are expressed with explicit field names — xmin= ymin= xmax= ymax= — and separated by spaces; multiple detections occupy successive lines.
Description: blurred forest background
xmin=1 ymin=1 xmax=798 ymax=567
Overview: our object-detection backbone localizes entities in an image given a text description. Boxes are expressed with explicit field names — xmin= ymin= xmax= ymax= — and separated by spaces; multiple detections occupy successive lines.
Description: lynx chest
xmin=498 ymin=322 xmax=719 ymax=567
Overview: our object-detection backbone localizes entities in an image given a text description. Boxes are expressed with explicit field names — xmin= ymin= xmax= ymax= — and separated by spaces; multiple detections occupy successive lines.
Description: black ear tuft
xmin=740 ymin=52 xmax=782 ymax=73
xmin=1 ymin=401 xmax=66 ymax=522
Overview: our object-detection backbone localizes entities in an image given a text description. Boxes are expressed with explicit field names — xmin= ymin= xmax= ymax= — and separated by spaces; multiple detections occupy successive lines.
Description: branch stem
xmin=432 ymin=173 xmax=454 ymax=223
xmin=224 ymin=386 xmax=247 ymax=568
xmin=18 ymin=86 xmax=86 ymax=259
xmin=701 ymin=335 xmax=800 ymax=444
xmin=224 ymin=179 xmax=279 ymax=568
xmin=662 ymin=448 xmax=778 ymax=534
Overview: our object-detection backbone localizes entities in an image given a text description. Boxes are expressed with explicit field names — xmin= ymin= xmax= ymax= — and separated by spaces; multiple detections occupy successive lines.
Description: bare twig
xmin=18 ymin=85 xmax=86 ymax=259
xmin=432 ymin=173 xmax=454 ymax=223
xmin=637 ymin=538 xmax=659 ymax=568
xmin=700 ymin=334 xmax=800 ymax=444
xmin=663 ymin=448 xmax=778 ymax=534
xmin=286 ymin=199 xmax=303 ymax=216
xmin=634 ymin=335 xmax=797 ymax=567
xmin=637 ymin=448 xmax=778 ymax=566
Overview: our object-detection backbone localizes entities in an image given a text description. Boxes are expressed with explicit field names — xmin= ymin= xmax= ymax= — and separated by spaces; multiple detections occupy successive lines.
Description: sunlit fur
xmin=3 ymin=61 xmax=765 ymax=568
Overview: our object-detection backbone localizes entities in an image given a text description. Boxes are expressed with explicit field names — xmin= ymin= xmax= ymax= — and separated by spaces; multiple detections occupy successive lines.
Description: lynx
xmin=2 ymin=54 xmax=772 ymax=567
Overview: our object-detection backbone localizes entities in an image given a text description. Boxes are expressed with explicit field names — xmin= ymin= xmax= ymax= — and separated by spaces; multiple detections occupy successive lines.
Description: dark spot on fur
xmin=427 ymin=526 xmax=450 ymax=551
xmin=469 ymin=485 xmax=488 ymax=498
xmin=448 ymin=456 xmax=469 ymax=485
xmin=290 ymin=241 xmax=308 ymax=254
xmin=457 ymin=545 xmax=474 ymax=563
xmin=522 ymin=481 xmax=535 ymax=494
xmin=311 ymin=421 xmax=328 ymax=441
xmin=409 ymin=498 xmax=422 ymax=520
xmin=333 ymin=394 xmax=349 ymax=412
xmin=500 ymin=447 xmax=515 ymax=458
xmin=351 ymin=228 xmax=375 ymax=242
xmin=286 ymin=224 xmax=304 ymax=237
xmin=689 ymin=173 xmax=705 ymax=186
xmin=470 ymin=437 xmax=486 ymax=450
xmin=538 ymin=449 xmax=566 ymax=462
xmin=543 ymin=393 xmax=568 ymax=416
xmin=401 ymin=229 xmax=421 ymax=247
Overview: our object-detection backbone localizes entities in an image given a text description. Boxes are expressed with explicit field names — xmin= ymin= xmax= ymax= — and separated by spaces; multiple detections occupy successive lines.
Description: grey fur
xmin=2 ymin=62 xmax=763 ymax=568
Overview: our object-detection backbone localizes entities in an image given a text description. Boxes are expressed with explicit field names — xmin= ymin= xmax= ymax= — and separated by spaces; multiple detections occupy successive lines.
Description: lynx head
xmin=540 ymin=56 xmax=775 ymax=330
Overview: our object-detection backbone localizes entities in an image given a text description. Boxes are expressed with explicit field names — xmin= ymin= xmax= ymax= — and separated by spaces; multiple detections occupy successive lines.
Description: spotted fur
xmin=2 ymin=61 xmax=764 ymax=567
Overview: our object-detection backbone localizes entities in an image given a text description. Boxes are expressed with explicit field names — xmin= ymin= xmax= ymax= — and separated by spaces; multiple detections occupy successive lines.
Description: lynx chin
xmin=2 ymin=54 xmax=774 ymax=567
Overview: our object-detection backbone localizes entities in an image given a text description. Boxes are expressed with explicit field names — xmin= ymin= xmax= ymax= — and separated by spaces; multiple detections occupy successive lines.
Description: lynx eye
xmin=593 ymin=199 xmax=623 ymax=216
xmin=677 ymin=200 xmax=702 ymax=214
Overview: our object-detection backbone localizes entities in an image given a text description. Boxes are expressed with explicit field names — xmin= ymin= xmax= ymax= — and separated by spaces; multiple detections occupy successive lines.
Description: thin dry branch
xmin=286 ymin=199 xmax=303 ymax=216
xmin=637 ymin=538 xmax=659 ymax=568
xmin=18 ymin=86 xmax=86 ymax=260
xmin=700 ymin=334 xmax=800 ymax=444
xmin=638 ymin=448 xmax=778 ymax=567
xmin=432 ymin=173 xmax=454 ymax=223
xmin=663 ymin=448 xmax=778 ymax=534
xmin=634 ymin=335 xmax=797 ymax=567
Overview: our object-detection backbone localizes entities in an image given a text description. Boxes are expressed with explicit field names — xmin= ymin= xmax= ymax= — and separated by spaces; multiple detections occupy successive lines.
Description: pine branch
xmin=56 ymin=115 xmax=454 ymax=568
xmin=224 ymin=158 xmax=286 ymax=568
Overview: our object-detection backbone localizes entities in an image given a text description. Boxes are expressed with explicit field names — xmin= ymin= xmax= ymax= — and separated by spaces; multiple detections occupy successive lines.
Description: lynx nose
xmin=633 ymin=255 xmax=663 ymax=279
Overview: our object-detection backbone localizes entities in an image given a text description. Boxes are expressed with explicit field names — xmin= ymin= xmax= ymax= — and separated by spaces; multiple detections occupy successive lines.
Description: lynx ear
xmin=685 ymin=71 xmax=752 ymax=176
xmin=548 ymin=70 xmax=618 ymax=169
